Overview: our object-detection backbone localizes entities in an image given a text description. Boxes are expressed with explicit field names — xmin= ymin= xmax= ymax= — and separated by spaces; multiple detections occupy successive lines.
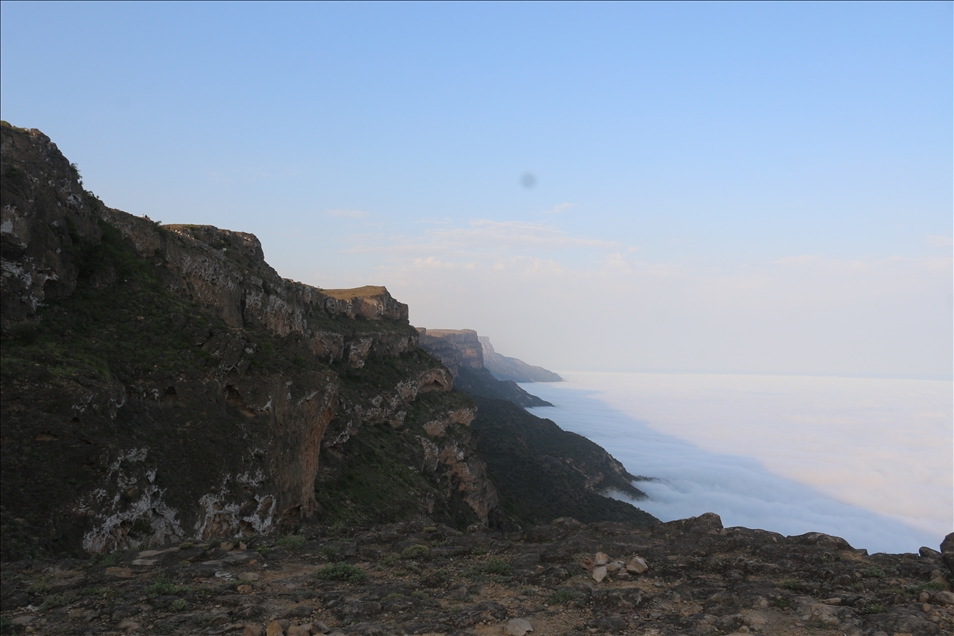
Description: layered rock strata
xmin=0 ymin=122 xmax=498 ymax=558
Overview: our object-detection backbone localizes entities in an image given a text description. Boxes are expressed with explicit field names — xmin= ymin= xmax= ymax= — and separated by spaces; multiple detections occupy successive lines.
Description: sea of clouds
xmin=523 ymin=372 xmax=953 ymax=555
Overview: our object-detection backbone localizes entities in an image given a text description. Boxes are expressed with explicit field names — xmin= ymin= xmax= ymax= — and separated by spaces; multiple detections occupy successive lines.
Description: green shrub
xmin=400 ymin=545 xmax=430 ymax=560
xmin=482 ymin=557 xmax=511 ymax=576
xmin=278 ymin=535 xmax=307 ymax=551
xmin=147 ymin=579 xmax=190 ymax=597
xmin=863 ymin=566 xmax=887 ymax=579
xmin=917 ymin=580 xmax=948 ymax=592
xmin=314 ymin=564 xmax=366 ymax=583
xmin=39 ymin=592 xmax=78 ymax=612
xmin=546 ymin=589 xmax=582 ymax=606
xmin=170 ymin=598 xmax=188 ymax=612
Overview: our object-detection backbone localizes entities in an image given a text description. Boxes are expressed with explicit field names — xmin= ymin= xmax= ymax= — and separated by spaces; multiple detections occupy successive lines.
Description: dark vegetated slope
xmin=0 ymin=125 xmax=488 ymax=558
xmin=315 ymin=362 xmax=479 ymax=528
xmin=455 ymin=366 xmax=552 ymax=408
xmin=469 ymin=395 xmax=658 ymax=529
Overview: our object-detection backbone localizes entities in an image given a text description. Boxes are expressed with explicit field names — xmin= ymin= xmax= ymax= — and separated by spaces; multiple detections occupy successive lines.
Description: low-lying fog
xmin=524 ymin=372 xmax=952 ymax=555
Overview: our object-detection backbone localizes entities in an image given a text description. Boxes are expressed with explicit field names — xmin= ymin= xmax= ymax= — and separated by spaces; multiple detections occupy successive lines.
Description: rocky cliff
xmin=1 ymin=122 xmax=661 ymax=562
xmin=418 ymin=329 xmax=552 ymax=408
xmin=0 ymin=122 xmax=499 ymax=559
xmin=479 ymin=336 xmax=563 ymax=383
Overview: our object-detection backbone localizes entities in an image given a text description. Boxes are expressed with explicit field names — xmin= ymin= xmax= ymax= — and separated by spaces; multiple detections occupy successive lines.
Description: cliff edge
xmin=0 ymin=121 xmax=498 ymax=559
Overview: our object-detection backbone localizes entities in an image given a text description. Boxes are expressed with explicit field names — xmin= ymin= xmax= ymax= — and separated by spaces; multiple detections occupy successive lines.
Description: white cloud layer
xmin=526 ymin=372 xmax=953 ymax=554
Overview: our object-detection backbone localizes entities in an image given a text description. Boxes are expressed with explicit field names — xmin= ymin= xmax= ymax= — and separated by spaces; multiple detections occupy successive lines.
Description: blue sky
xmin=2 ymin=2 xmax=951 ymax=377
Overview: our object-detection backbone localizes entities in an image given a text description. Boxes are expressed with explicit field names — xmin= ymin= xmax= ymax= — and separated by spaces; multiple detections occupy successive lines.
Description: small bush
xmin=400 ymin=545 xmax=430 ymax=560
xmin=917 ymin=580 xmax=948 ymax=592
xmin=546 ymin=589 xmax=582 ymax=606
xmin=28 ymin=580 xmax=50 ymax=594
xmin=863 ymin=566 xmax=886 ymax=579
xmin=862 ymin=603 xmax=885 ymax=614
xmin=39 ymin=592 xmax=78 ymax=612
xmin=95 ymin=551 xmax=124 ymax=567
xmin=278 ymin=535 xmax=307 ymax=551
xmin=170 ymin=598 xmax=188 ymax=612
xmin=179 ymin=541 xmax=194 ymax=550
xmin=314 ymin=564 xmax=366 ymax=583
xmin=482 ymin=557 xmax=511 ymax=576
xmin=320 ymin=545 xmax=340 ymax=559
xmin=147 ymin=579 xmax=190 ymax=597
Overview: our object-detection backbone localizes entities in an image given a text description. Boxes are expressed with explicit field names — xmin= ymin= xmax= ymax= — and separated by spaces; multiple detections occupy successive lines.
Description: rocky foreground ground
xmin=2 ymin=514 xmax=952 ymax=636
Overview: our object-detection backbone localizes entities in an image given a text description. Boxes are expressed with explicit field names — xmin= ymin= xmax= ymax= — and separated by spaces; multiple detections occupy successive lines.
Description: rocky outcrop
xmin=417 ymin=328 xmax=483 ymax=376
xmin=480 ymin=336 xmax=562 ymax=383
xmin=0 ymin=122 xmax=103 ymax=331
xmin=100 ymin=215 xmax=416 ymax=369
xmin=4 ymin=518 xmax=951 ymax=636
xmin=0 ymin=123 xmax=498 ymax=559
xmin=418 ymin=329 xmax=551 ymax=408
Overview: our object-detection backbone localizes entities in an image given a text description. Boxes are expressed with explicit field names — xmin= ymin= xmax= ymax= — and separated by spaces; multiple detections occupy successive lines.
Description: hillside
xmin=0 ymin=122 xmax=657 ymax=562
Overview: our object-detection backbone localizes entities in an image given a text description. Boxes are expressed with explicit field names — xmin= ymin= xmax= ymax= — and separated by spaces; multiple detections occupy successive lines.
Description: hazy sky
xmin=2 ymin=3 xmax=951 ymax=378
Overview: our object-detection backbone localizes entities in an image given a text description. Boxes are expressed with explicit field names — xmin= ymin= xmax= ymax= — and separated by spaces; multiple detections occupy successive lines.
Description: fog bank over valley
xmin=525 ymin=372 xmax=953 ymax=555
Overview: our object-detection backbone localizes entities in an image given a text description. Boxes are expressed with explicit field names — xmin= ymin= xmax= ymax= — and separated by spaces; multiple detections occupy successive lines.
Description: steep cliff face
xmin=0 ymin=124 xmax=102 ymax=330
xmin=0 ymin=122 xmax=497 ymax=559
xmin=417 ymin=328 xmax=484 ymax=376
xmin=419 ymin=329 xmax=553 ymax=408
xmin=479 ymin=336 xmax=563 ymax=383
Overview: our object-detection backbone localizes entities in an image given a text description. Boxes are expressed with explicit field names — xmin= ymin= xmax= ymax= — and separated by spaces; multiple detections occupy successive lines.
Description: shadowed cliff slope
xmin=0 ymin=122 xmax=497 ymax=559
xmin=480 ymin=335 xmax=563 ymax=383
xmin=0 ymin=122 xmax=657 ymax=562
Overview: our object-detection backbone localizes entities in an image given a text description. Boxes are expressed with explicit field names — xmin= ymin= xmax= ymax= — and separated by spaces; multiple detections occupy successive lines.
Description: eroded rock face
xmin=0 ymin=123 xmax=498 ymax=558
xmin=0 ymin=123 xmax=103 ymax=330
xmin=417 ymin=328 xmax=483 ymax=376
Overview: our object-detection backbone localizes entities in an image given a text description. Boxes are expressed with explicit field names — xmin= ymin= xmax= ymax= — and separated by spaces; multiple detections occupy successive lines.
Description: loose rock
xmin=504 ymin=617 xmax=534 ymax=635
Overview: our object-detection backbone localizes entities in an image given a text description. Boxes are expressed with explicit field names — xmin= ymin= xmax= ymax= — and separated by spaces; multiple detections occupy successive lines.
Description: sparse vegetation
xmin=39 ymin=592 xmax=77 ymax=612
xmin=278 ymin=535 xmax=306 ymax=551
xmin=314 ymin=563 xmax=366 ymax=583
xmin=546 ymin=589 xmax=582 ymax=606
xmin=147 ymin=578 xmax=190 ymax=597
xmin=400 ymin=544 xmax=430 ymax=560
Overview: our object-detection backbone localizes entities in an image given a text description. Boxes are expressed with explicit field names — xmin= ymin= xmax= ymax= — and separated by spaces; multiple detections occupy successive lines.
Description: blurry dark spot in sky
xmin=520 ymin=172 xmax=537 ymax=189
